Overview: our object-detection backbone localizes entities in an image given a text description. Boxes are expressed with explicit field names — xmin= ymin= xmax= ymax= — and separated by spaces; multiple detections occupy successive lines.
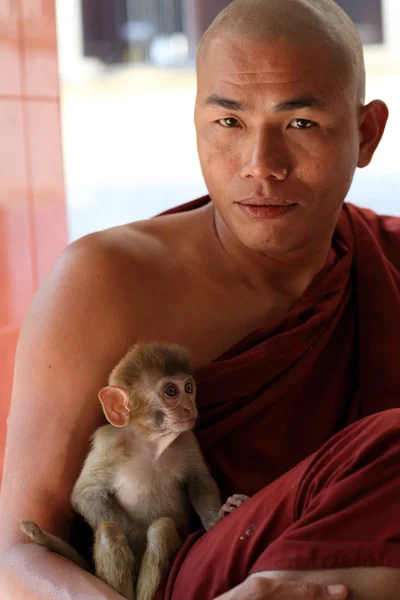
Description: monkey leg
xmin=136 ymin=517 xmax=181 ymax=600
xmin=20 ymin=519 xmax=91 ymax=571
xmin=94 ymin=521 xmax=135 ymax=600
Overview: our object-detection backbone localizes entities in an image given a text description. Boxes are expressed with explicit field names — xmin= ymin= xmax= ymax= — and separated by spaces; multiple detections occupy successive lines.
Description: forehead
xmin=197 ymin=37 xmax=347 ymax=104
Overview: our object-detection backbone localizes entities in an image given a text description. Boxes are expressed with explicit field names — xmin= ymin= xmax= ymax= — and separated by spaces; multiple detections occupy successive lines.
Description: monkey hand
xmin=213 ymin=575 xmax=348 ymax=600
xmin=218 ymin=494 xmax=250 ymax=520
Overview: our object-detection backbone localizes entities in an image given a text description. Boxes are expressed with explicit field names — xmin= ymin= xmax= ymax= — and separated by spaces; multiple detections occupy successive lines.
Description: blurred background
xmin=57 ymin=0 xmax=400 ymax=241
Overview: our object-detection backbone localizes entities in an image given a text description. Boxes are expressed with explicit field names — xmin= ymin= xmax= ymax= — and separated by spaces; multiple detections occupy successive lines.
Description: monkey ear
xmin=98 ymin=386 xmax=131 ymax=428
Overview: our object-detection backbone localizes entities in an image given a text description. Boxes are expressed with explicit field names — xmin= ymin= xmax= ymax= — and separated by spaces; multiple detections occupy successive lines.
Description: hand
xmin=219 ymin=494 xmax=250 ymax=519
xmin=213 ymin=575 xmax=348 ymax=600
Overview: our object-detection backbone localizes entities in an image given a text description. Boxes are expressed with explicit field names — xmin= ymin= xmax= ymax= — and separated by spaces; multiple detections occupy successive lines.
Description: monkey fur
xmin=21 ymin=342 xmax=248 ymax=600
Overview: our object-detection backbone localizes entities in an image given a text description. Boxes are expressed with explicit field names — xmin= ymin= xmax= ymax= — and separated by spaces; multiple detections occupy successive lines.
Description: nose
xmin=183 ymin=404 xmax=198 ymax=420
xmin=240 ymin=129 xmax=290 ymax=181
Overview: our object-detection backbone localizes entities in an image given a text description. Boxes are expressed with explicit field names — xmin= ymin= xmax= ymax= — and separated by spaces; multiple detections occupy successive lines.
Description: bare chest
xmin=122 ymin=215 xmax=295 ymax=365
xmin=134 ymin=281 xmax=290 ymax=366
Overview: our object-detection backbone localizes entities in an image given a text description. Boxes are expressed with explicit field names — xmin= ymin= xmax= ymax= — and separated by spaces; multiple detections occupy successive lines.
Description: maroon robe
xmin=157 ymin=198 xmax=400 ymax=599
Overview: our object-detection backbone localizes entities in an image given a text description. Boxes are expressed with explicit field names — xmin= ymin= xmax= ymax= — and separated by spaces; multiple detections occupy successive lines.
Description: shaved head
xmin=193 ymin=0 xmax=387 ymax=261
xmin=197 ymin=0 xmax=365 ymax=103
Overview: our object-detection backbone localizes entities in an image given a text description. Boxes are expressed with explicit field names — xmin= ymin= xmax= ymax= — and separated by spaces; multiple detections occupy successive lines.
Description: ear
xmin=98 ymin=386 xmax=131 ymax=427
xmin=357 ymin=100 xmax=389 ymax=168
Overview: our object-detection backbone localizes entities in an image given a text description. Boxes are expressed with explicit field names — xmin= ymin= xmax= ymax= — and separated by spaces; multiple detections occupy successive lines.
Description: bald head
xmin=197 ymin=0 xmax=365 ymax=103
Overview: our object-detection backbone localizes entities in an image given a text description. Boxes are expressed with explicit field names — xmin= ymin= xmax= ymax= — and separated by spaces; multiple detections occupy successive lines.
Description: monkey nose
xmin=184 ymin=406 xmax=198 ymax=420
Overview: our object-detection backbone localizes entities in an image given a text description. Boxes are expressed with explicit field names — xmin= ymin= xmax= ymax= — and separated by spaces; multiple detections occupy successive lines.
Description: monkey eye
xmin=185 ymin=382 xmax=193 ymax=394
xmin=164 ymin=383 xmax=178 ymax=398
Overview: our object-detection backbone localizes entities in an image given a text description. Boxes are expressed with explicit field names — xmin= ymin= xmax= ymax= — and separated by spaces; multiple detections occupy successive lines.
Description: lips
xmin=238 ymin=195 xmax=294 ymax=206
xmin=176 ymin=419 xmax=196 ymax=431
xmin=237 ymin=198 xmax=298 ymax=219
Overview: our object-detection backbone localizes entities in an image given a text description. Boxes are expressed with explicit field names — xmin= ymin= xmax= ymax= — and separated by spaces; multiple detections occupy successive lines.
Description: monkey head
xmin=150 ymin=371 xmax=198 ymax=433
xmin=98 ymin=343 xmax=199 ymax=435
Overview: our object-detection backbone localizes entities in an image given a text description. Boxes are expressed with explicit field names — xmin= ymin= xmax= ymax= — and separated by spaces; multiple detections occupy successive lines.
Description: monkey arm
xmin=71 ymin=429 xmax=137 ymax=536
xmin=72 ymin=484 xmax=135 ymax=535
xmin=186 ymin=470 xmax=222 ymax=530
xmin=183 ymin=435 xmax=222 ymax=530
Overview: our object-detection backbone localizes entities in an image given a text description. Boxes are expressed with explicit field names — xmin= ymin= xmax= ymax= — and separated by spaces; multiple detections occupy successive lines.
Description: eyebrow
xmin=273 ymin=97 xmax=327 ymax=112
xmin=205 ymin=94 xmax=246 ymax=111
xmin=204 ymin=94 xmax=327 ymax=112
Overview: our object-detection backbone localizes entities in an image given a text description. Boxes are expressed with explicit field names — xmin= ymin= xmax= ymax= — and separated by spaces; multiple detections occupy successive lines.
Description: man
xmin=0 ymin=0 xmax=399 ymax=598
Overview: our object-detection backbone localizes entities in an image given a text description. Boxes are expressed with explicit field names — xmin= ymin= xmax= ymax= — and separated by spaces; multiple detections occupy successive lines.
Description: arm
xmin=184 ymin=433 xmax=223 ymax=530
xmin=71 ymin=429 xmax=137 ymax=536
xmin=1 ymin=543 xmax=126 ymax=600
xmin=212 ymin=568 xmax=400 ymax=599
xmin=0 ymin=237 xmax=140 ymax=599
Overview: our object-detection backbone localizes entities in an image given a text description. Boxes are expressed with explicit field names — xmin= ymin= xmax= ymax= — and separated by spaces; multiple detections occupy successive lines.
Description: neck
xmin=124 ymin=423 xmax=180 ymax=460
xmin=210 ymin=204 xmax=337 ymax=301
xmin=148 ymin=430 xmax=181 ymax=460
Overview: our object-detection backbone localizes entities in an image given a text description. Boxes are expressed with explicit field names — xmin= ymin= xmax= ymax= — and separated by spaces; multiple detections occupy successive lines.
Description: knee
xmin=366 ymin=408 xmax=400 ymax=427
xmin=147 ymin=518 xmax=181 ymax=554
xmin=309 ymin=409 xmax=400 ymax=487
xmin=95 ymin=522 xmax=129 ymax=550
xmin=350 ymin=408 xmax=400 ymax=449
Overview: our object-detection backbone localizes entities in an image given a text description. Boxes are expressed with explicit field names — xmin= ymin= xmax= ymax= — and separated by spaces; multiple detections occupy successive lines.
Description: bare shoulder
xmin=0 ymin=218 xmax=182 ymax=549
xmin=59 ymin=204 xmax=208 ymax=293
xmin=0 ymin=206 xmax=211 ymax=551
xmin=26 ymin=208 xmax=203 ymax=344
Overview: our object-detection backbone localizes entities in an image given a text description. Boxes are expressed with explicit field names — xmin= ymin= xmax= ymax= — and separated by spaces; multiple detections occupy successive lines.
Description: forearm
xmin=214 ymin=568 xmax=400 ymax=599
xmin=251 ymin=567 xmax=400 ymax=600
xmin=187 ymin=472 xmax=222 ymax=529
xmin=0 ymin=543 xmax=124 ymax=600
xmin=73 ymin=487 xmax=133 ymax=534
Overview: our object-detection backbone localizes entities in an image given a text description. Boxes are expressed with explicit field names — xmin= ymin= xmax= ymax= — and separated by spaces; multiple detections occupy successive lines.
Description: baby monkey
xmin=21 ymin=342 xmax=247 ymax=600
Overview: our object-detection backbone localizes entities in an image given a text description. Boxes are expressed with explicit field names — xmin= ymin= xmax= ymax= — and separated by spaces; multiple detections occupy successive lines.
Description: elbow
xmin=0 ymin=541 xmax=40 ymax=597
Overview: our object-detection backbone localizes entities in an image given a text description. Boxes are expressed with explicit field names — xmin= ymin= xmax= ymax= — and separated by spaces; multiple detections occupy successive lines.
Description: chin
xmin=239 ymin=218 xmax=307 ymax=253
xmin=221 ymin=210 xmax=293 ymax=252
xmin=173 ymin=419 xmax=196 ymax=432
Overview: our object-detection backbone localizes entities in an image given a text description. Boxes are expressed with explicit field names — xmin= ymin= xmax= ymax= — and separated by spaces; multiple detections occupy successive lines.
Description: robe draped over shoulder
xmin=163 ymin=198 xmax=400 ymax=499
xmin=157 ymin=199 xmax=400 ymax=600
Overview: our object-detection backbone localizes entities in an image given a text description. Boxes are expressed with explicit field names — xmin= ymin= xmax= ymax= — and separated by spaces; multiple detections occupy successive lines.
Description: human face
xmin=195 ymin=38 xmax=362 ymax=256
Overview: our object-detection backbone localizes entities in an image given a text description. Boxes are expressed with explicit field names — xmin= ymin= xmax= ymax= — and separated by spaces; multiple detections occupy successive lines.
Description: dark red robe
xmin=158 ymin=198 xmax=400 ymax=599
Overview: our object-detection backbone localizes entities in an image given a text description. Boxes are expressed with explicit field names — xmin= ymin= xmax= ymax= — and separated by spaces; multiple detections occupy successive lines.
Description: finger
xmin=253 ymin=577 xmax=349 ymax=599
xmin=222 ymin=505 xmax=236 ymax=513
xmin=228 ymin=494 xmax=249 ymax=504
xmin=226 ymin=494 xmax=249 ymax=507
xmin=213 ymin=576 xmax=348 ymax=600
xmin=281 ymin=581 xmax=348 ymax=598
xmin=232 ymin=494 xmax=250 ymax=502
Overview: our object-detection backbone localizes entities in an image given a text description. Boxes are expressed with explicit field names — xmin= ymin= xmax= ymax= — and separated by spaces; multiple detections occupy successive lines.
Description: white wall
xmin=382 ymin=0 xmax=400 ymax=56
xmin=55 ymin=0 xmax=101 ymax=82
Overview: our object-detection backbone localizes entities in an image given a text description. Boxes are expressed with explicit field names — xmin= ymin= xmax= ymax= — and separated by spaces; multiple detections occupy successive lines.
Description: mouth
xmin=175 ymin=418 xmax=197 ymax=428
xmin=237 ymin=197 xmax=298 ymax=220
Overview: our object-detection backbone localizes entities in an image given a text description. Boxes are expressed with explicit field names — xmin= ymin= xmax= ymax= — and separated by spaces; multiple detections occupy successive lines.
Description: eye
xmin=164 ymin=384 xmax=178 ymax=398
xmin=290 ymin=118 xmax=315 ymax=130
xmin=218 ymin=117 xmax=241 ymax=128
xmin=185 ymin=382 xmax=193 ymax=394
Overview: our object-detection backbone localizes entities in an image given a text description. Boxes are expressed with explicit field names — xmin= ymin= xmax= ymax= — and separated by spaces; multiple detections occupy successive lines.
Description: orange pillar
xmin=0 ymin=0 xmax=68 ymax=482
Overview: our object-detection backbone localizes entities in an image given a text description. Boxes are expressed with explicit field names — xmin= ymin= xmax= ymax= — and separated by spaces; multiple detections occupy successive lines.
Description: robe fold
xmin=157 ymin=198 xmax=400 ymax=599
